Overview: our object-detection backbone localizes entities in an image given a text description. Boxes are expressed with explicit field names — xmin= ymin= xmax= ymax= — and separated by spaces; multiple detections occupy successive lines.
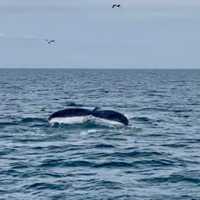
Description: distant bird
xmin=45 ymin=39 xmax=56 ymax=44
xmin=112 ymin=4 xmax=121 ymax=8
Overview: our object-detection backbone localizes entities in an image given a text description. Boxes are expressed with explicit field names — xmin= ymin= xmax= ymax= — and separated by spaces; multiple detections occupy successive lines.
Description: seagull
xmin=45 ymin=39 xmax=56 ymax=44
xmin=112 ymin=4 xmax=121 ymax=8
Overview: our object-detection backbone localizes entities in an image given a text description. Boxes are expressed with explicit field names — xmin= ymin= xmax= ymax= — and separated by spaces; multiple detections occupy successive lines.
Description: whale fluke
xmin=92 ymin=109 xmax=128 ymax=126
xmin=48 ymin=108 xmax=91 ymax=121
xmin=48 ymin=107 xmax=129 ymax=126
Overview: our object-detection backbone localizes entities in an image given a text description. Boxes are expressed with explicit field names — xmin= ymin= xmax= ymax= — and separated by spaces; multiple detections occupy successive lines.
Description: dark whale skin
xmin=48 ymin=108 xmax=129 ymax=126
xmin=92 ymin=110 xmax=129 ymax=126
xmin=48 ymin=108 xmax=92 ymax=121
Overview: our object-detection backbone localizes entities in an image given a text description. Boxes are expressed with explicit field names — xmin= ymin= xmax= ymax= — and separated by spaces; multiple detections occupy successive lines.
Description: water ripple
xmin=0 ymin=69 xmax=200 ymax=199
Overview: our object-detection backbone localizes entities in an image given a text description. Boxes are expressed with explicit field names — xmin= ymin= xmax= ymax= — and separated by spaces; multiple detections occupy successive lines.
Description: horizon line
xmin=0 ymin=67 xmax=199 ymax=70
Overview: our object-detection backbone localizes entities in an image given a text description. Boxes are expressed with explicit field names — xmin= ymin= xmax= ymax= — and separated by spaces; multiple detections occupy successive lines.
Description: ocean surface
xmin=0 ymin=69 xmax=200 ymax=200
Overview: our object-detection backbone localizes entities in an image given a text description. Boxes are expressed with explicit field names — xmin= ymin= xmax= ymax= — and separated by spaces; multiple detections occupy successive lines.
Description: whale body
xmin=48 ymin=108 xmax=129 ymax=126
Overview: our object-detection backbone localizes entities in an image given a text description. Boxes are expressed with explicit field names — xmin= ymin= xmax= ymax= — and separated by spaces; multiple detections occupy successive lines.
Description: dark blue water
xmin=0 ymin=69 xmax=200 ymax=200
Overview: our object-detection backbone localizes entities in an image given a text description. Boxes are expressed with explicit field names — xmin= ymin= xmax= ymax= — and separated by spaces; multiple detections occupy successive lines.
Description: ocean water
xmin=0 ymin=69 xmax=200 ymax=200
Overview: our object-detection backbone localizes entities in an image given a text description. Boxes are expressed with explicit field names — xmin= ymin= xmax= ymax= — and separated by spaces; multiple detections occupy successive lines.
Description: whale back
xmin=92 ymin=110 xmax=129 ymax=125
xmin=48 ymin=108 xmax=92 ymax=121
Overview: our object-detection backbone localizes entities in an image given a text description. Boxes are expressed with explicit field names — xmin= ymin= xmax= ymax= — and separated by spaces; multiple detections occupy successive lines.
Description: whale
xmin=48 ymin=108 xmax=92 ymax=125
xmin=48 ymin=107 xmax=129 ymax=126
xmin=92 ymin=109 xmax=128 ymax=126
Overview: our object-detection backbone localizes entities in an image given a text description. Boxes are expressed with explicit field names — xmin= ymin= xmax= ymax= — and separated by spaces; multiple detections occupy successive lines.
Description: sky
xmin=0 ymin=0 xmax=200 ymax=68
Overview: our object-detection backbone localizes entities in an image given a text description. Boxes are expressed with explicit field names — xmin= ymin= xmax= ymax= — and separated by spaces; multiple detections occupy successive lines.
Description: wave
xmin=64 ymin=101 xmax=84 ymax=107
xmin=18 ymin=117 xmax=49 ymax=128
xmin=95 ymin=180 xmax=122 ymax=190
xmin=39 ymin=159 xmax=136 ymax=169
xmin=173 ymin=109 xmax=193 ymax=113
xmin=20 ymin=117 xmax=47 ymax=123
xmin=140 ymin=172 xmax=200 ymax=184
xmin=110 ymin=150 xmax=163 ymax=158
xmin=136 ymin=107 xmax=170 ymax=112
xmin=162 ymin=143 xmax=188 ymax=148
xmin=93 ymin=143 xmax=115 ymax=149
xmin=132 ymin=117 xmax=152 ymax=122
xmin=39 ymin=159 xmax=93 ymax=168
xmin=94 ymin=161 xmax=133 ymax=168
xmin=25 ymin=182 xmax=68 ymax=191
xmin=0 ymin=121 xmax=18 ymax=128
xmin=136 ymin=107 xmax=193 ymax=114
xmin=131 ymin=116 xmax=162 ymax=126
xmin=130 ymin=158 xmax=178 ymax=168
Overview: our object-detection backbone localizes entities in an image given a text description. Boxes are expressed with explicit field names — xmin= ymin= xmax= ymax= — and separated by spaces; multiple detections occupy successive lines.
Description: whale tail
xmin=92 ymin=108 xmax=129 ymax=126
xmin=48 ymin=107 xmax=129 ymax=126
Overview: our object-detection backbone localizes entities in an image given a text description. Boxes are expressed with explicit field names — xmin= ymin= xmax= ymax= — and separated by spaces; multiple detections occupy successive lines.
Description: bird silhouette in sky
xmin=45 ymin=39 xmax=56 ymax=44
xmin=112 ymin=4 xmax=121 ymax=8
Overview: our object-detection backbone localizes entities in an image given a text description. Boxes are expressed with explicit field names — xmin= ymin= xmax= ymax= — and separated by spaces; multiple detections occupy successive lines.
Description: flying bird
xmin=112 ymin=4 xmax=121 ymax=8
xmin=45 ymin=39 xmax=56 ymax=44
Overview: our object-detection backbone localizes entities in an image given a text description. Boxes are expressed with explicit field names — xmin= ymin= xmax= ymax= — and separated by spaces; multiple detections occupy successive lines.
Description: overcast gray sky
xmin=0 ymin=0 xmax=200 ymax=68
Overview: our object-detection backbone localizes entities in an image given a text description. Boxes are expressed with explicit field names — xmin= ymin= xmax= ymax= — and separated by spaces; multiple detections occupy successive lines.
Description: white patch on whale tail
xmin=48 ymin=115 xmax=124 ymax=127
xmin=90 ymin=116 xmax=124 ymax=127
xmin=48 ymin=116 xmax=90 ymax=125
